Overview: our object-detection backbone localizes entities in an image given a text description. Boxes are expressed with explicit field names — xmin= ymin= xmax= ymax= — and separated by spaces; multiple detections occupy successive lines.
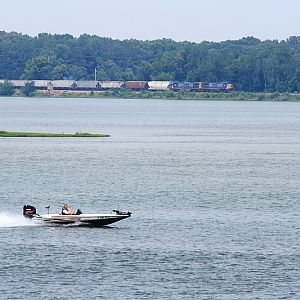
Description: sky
xmin=1 ymin=0 xmax=300 ymax=42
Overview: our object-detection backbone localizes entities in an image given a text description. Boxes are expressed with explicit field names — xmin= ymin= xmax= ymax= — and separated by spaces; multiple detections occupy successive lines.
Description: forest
xmin=1 ymin=31 xmax=300 ymax=92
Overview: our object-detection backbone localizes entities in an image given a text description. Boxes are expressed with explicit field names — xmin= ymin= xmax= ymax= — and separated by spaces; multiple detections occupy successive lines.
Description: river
xmin=0 ymin=97 xmax=299 ymax=299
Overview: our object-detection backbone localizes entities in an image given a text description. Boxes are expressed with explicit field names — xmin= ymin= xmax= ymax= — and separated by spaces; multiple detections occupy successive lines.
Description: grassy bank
xmin=33 ymin=90 xmax=300 ymax=101
xmin=0 ymin=131 xmax=110 ymax=137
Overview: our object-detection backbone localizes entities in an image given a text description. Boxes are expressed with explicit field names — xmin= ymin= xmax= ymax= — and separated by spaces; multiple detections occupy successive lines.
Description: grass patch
xmin=0 ymin=131 xmax=110 ymax=137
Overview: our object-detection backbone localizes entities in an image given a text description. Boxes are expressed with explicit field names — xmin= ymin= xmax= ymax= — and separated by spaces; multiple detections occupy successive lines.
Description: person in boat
xmin=61 ymin=204 xmax=82 ymax=215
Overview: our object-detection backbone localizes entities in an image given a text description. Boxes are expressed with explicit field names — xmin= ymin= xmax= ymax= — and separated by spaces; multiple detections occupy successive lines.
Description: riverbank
xmin=0 ymin=131 xmax=110 ymax=137
xmin=31 ymin=90 xmax=300 ymax=101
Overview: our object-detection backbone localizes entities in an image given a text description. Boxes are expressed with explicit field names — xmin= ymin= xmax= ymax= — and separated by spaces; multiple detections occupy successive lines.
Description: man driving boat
xmin=61 ymin=204 xmax=82 ymax=215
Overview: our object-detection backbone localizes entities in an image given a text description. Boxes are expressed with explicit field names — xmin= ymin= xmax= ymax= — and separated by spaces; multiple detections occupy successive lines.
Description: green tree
xmin=135 ymin=61 xmax=153 ymax=80
xmin=0 ymin=80 xmax=15 ymax=96
xmin=1 ymin=31 xmax=300 ymax=92
xmin=122 ymin=68 xmax=136 ymax=80
xmin=21 ymin=81 xmax=35 ymax=96
xmin=52 ymin=64 xmax=68 ymax=80
xmin=21 ymin=53 xmax=58 ymax=79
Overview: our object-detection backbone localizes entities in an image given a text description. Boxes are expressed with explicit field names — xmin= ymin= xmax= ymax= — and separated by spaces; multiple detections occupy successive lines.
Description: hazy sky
xmin=1 ymin=0 xmax=300 ymax=42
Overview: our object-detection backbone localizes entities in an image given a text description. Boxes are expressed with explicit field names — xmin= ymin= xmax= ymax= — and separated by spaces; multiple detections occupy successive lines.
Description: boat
xmin=23 ymin=205 xmax=131 ymax=227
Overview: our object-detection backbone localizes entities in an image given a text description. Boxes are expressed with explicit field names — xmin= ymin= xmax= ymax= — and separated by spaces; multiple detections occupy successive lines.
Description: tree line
xmin=1 ymin=31 xmax=300 ymax=92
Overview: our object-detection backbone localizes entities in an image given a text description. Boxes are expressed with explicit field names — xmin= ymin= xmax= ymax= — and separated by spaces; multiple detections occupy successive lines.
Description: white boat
xmin=23 ymin=205 xmax=131 ymax=227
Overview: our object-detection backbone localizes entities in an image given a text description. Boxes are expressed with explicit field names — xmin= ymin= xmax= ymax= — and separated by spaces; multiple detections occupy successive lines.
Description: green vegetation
xmin=33 ymin=90 xmax=300 ymax=101
xmin=0 ymin=80 xmax=15 ymax=96
xmin=0 ymin=131 xmax=110 ymax=137
xmin=21 ymin=81 xmax=35 ymax=96
xmin=1 ymin=32 xmax=300 ymax=92
xmin=104 ymin=90 xmax=300 ymax=101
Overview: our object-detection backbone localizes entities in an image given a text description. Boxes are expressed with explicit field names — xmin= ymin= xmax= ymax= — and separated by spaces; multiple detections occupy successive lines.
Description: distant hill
xmin=1 ymin=31 xmax=300 ymax=92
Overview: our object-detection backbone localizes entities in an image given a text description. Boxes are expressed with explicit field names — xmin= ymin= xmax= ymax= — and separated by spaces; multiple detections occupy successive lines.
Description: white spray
xmin=0 ymin=212 xmax=37 ymax=227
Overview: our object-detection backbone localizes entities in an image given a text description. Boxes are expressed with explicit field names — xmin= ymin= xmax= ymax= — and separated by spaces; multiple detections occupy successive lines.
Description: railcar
xmin=100 ymin=81 xmax=125 ymax=89
xmin=74 ymin=81 xmax=101 ymax=90
xmin=171 ymin=81 xmax=201 ymax=91
xmin=34 ymin=80 xmax=50 ymax=90
xmin=199 ymin=82 xmax=233 ymax=92
xmin=48 ymin=80 xmax=75 ymax=90
xmin=124 ymin=81 xmax=149 ymax=90
xmin=171 ymin=81 xmax=185 ymax=91
xmin=148 ymin=81 xmax=172 ymax=91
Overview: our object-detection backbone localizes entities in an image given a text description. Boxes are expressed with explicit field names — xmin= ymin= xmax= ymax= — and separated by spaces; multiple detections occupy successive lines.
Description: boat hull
xmin=32 ymin=213 xmax=131 ymax=227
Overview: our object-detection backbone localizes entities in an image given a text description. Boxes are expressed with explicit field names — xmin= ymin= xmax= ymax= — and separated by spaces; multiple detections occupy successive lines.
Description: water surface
xmin=0 ymin=98 xmax=299 ymax=299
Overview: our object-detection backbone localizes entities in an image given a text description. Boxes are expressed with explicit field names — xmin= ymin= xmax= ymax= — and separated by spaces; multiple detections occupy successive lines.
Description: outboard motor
xmin=23 ymin=205 xmax=37 ymax=218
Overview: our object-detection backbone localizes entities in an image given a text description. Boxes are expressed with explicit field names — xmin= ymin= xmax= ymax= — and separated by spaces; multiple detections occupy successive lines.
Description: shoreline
xmin=4 ymin=90 xmax=300 ymax=101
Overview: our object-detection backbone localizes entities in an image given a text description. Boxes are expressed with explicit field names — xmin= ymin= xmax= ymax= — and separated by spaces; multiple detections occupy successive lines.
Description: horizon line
xmin=1 ymin=30 xmax=299 ymax=44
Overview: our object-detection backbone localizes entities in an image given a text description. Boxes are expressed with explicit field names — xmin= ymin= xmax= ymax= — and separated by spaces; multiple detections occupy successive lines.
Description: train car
xmin=171 ymin=81 xmax=185 ymax=91
xmin=191 ymin=82 xmax=201 ymax=91
xmin=100 ymin=81 xmax=124 ymax=89
xmin=124 ymin=81 xmax=148 ymax=90
xmin=184 ymin=82 xmax=200 ymax=91
xmin=199 ymin=82 xmax=233 ymax=92
xmin=4 ymin=80 xmax=48 ymax=90
xmin=171 ymin=81 xmax=199 ymax=91
xmin=74 ymin=81 xmax=101 ymax=90
xmin=49 ymin=80 xmax=76 ymax=90
xmin=9 ymin=80 xmax=28 ymax=87
xmin=226 ymin=82 xmax=234 ymax=91
xmin=34 ymin=80 xmax=49 ymax=90
xmin=148 ymin=81 xmax=172 ymax=91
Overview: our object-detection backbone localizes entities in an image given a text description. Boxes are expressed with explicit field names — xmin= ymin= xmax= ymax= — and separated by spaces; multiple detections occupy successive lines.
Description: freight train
xmin=1 ymin=80 xmax=233 ymax=92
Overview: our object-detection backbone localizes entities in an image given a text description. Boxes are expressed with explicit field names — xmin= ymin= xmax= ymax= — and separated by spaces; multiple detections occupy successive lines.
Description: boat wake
xmin=0 ymin=212 xmax=38 ymax=227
